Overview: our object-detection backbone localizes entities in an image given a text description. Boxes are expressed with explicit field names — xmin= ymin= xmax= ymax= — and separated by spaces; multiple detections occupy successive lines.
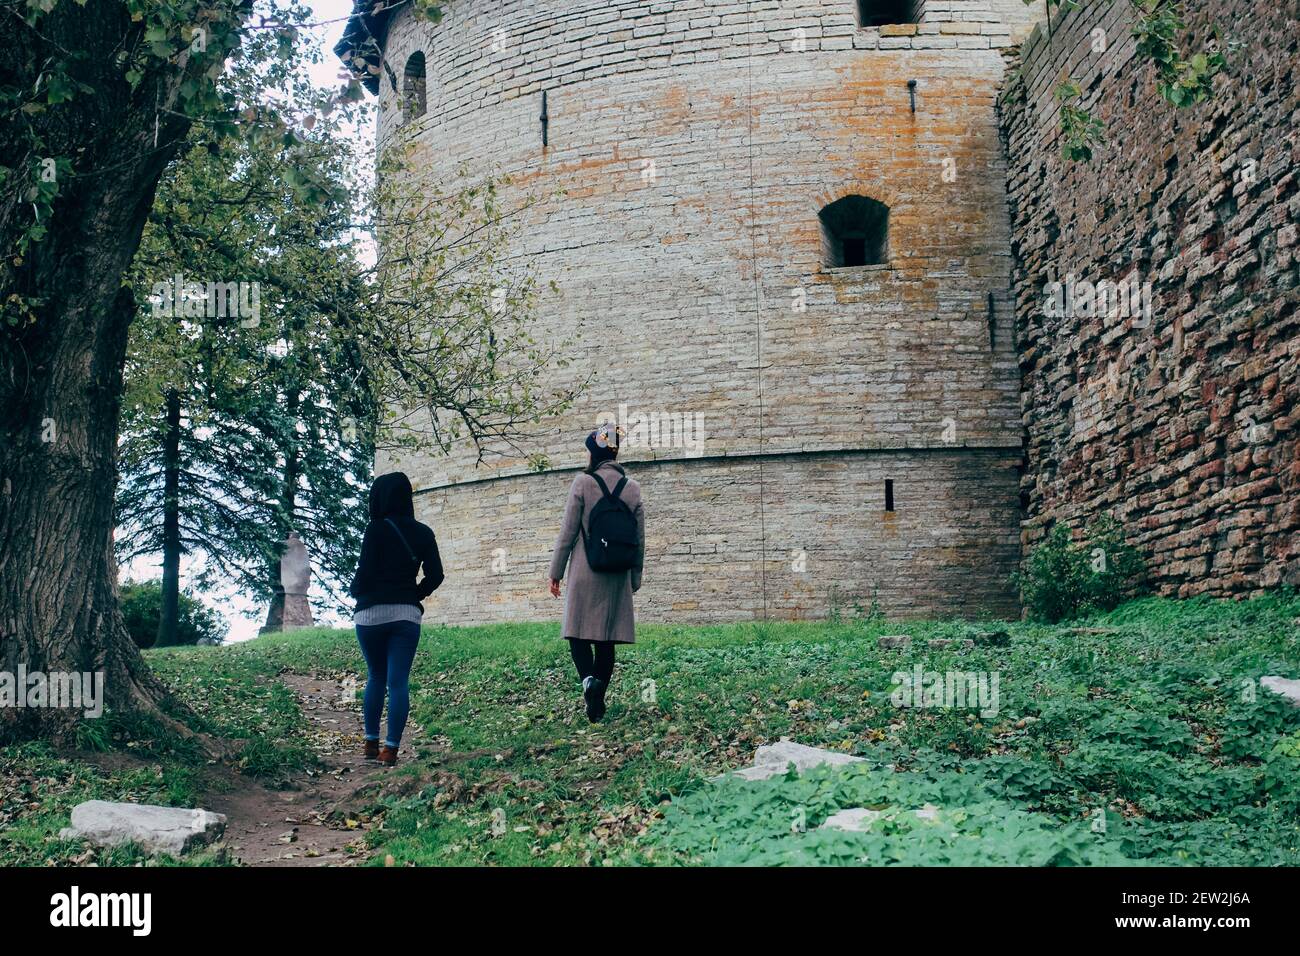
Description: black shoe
xmin=583 ymin=676 xmax=606 ymax=723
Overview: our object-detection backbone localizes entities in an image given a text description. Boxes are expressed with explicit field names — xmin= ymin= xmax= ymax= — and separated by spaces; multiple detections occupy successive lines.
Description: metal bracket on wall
xmin=988 ymin=291 xmax=996 ymax=348
xmin=907 ymin=79 xmax=917 ymax=114
xmin=540 ymin=90 xmax=549 ymax=147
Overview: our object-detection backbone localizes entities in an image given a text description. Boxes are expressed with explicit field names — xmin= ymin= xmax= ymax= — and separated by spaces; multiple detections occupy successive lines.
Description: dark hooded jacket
xmin=349 ymin=472 xmax=444 ymax=614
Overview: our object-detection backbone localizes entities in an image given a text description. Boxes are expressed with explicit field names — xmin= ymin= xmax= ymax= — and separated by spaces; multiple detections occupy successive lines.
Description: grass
xmin=2 ymin=593 xmax=1299 ymax=866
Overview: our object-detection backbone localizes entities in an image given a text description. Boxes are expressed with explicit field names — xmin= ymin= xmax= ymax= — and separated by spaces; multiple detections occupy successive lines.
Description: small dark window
xmin=884 ymin=479 xmax=895 ymax=512
xmin=819 ymin=195 xmax=889 ymax=268
xmin=402 ymin=52 xmax=427 ymax=122
xmin=857 ymin=1 xmax=919 ymax=27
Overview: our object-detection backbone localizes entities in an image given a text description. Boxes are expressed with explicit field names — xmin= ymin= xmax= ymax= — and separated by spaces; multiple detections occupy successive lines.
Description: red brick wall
xmin=1000 ymin=0 xmax=1300 ymax=596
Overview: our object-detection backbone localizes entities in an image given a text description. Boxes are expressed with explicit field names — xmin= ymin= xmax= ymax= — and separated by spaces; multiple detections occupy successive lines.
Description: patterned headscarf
xmin=585 ymin=422 xmax=623 ymax=461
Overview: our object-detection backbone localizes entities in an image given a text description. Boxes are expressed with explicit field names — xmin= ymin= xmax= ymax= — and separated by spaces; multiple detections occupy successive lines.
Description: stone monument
xmin=260 ymin=531 xmax=314 ymax=634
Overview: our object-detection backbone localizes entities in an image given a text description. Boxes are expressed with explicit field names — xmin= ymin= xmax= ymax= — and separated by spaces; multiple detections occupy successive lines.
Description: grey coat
xmin=548 ymin=461 xmax=645 ymax=644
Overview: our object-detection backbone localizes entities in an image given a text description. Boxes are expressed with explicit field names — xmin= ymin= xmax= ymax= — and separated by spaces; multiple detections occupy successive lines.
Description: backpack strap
xmin=384 ymin=518 xmax=420 ymax=565
xmin=591 ymin=472 xmax=627 ymax=502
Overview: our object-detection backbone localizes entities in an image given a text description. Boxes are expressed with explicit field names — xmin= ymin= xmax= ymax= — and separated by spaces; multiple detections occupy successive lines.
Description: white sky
xmin=303 ymin=0 xmax=366 ymax=98
xmin=123 ymin=0 xmax=371 ymax=643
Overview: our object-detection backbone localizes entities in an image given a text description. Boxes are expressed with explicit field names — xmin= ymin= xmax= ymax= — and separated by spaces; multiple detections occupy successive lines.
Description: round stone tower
xmin=338 ymin=0 xmax=1042 ymax=624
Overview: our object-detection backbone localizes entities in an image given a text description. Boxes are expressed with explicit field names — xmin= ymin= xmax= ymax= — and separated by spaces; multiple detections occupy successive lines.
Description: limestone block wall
xmin=420 ymin=448 xmax=1023 ymax=623
xmin=357 ymin=0 xmax=1038 ymax=622
xmin=1000 ymin=0 xmax=1300 ymax=596
xmin=375 ymin=0 xmax=1042 ymax=150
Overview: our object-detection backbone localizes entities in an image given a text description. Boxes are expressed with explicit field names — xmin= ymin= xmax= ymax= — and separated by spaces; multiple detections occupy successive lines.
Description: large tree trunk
xmin=0 ymin=282 xmax=174 ymax=742
xmin=156 ymin=388 xmax=182 ymax=648
xmin=0 ymin=5 xmax=207 ymax=742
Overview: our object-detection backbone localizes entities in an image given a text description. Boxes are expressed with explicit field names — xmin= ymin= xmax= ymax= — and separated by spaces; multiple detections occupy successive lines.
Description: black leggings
xmin=568 ymin=638 xmax=615 ymax=684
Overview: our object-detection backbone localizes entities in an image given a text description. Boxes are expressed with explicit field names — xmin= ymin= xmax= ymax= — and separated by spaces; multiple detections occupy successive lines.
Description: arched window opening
xmin=856 ymin=1 xmax=920 ymax=28
xmin=402 ymin=52 xmax=427 ymax=123
xmin=819 ymin=195 xmax=890 ymax=268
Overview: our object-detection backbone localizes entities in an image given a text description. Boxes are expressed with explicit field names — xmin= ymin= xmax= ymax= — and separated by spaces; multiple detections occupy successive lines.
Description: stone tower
xmin=338 ymin=0 xmax=1042 ymax=624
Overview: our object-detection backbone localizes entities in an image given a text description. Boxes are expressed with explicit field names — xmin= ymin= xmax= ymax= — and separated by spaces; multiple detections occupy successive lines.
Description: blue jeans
xmin=355 ymin=620 xmax=421 ymax=748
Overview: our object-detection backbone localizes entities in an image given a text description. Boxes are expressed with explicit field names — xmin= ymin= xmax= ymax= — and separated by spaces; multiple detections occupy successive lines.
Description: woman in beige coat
xmin=548 ymin=423 xmax=645 ymax=722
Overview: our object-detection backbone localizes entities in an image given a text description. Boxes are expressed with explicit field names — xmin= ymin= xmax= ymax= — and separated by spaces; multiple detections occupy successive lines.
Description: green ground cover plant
xmin=2 ymin=593 xmax=1297 ymax=866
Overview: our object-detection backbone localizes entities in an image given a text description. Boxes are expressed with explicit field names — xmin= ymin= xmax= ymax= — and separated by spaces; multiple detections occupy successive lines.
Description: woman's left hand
xmin=548 ymin=578 xmax=562 ymax=597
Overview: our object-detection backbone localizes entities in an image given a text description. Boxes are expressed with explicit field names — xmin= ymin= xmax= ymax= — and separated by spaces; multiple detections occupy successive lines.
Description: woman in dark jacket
xmin=349 ymin=472 xmax=443 ymax=766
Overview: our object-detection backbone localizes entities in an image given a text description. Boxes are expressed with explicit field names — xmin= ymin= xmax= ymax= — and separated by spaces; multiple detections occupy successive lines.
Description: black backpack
xmin=581 ymin=472 xmax=639 ymax=573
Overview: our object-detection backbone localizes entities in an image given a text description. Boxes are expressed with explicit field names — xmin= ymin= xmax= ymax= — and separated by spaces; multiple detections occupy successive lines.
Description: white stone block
xmin=60 ymin=801 xmax=227 ymax=858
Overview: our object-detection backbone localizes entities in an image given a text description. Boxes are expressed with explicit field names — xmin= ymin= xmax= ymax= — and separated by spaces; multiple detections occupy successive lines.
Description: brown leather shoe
xmin=377 ymin=746 xmax=398 ymax=767
xmin=363 ymin=739 xmax=379 ymax=760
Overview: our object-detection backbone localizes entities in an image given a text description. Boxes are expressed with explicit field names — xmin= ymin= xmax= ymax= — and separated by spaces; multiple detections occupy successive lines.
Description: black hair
xmin=584 ymin=444 xmax=618 ymax=475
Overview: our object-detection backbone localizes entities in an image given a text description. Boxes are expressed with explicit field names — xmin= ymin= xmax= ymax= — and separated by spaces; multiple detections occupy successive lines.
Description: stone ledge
xmin=413 ymin=442 xmax=1028 ymax=493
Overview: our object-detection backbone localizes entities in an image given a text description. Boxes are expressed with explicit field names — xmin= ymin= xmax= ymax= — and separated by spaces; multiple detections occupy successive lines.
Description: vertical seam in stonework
xmin=745 ymin=0 xmax=769 ymax=619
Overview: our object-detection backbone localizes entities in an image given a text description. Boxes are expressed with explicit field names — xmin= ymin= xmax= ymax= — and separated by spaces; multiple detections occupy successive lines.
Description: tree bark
xmin=0 ymin=4 xmax=208 ymax=742
xmin=156 ymin=388 xmax=182 ymax=648
xmin=0 ymin=282 xmax=176 ymax=742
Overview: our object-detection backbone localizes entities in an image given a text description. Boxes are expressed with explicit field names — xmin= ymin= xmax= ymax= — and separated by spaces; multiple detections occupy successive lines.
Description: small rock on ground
xmin=1262 ymin=676 xmax=1300 ymax=706
xmin=721 ymin=740 xmax=865 ymax=782
xmin=820 ymin=807 xmax=884 ymax=831
xmin=822 ymin=803 xmax=941 ymax=832
xmin=60 ymin=800 xmax=226 ymax=857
